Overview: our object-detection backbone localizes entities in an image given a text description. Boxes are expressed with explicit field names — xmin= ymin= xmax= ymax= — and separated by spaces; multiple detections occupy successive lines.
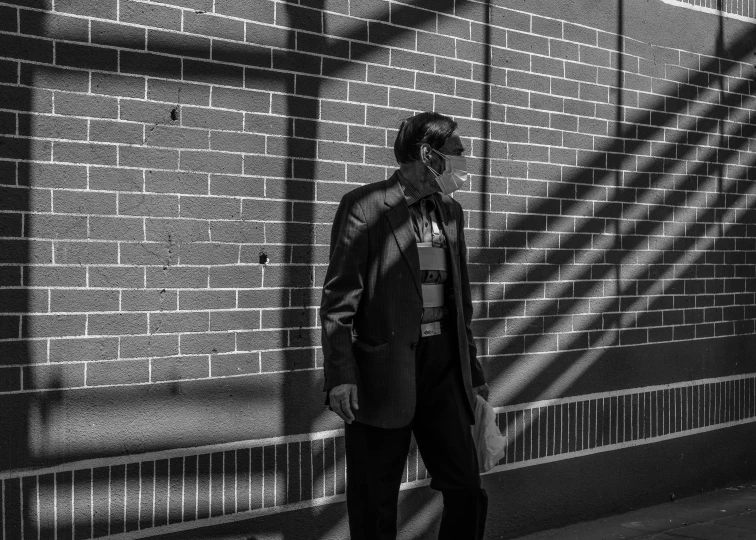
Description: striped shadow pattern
xmin=660 ymin=0 xmax=756 ymax=23
xmin=1 ymin=374 xmax=755 ymax=539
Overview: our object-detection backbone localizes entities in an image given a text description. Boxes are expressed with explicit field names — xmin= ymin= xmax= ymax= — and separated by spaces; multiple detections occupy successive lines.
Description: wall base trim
xmin=2 ymin=373 xmax=754 ymax=540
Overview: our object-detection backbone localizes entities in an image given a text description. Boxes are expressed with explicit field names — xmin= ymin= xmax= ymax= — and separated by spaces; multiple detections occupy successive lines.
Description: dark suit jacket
xmin=320 ymin=171 xmax=486 ymax=429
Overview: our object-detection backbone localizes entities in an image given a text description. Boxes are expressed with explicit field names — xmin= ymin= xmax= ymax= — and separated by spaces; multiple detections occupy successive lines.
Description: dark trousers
xmin=345 ymin=331 xmax=488 ymax=540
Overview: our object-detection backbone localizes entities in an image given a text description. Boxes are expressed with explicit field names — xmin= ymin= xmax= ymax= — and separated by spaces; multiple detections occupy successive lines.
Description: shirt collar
xmin=396 ymin=170 xmax=437 ymax=207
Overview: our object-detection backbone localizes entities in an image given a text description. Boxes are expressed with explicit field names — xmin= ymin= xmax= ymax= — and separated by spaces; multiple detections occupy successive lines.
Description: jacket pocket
xmin=352 ymin=335 xmax=389 ymax=357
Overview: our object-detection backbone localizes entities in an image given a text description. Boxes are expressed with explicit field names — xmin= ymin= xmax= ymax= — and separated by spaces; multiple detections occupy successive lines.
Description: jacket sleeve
xmin=457 ymin=202 xmax=486 ymax=388
xmin=320 ymin=193 xmax=368 ymax=392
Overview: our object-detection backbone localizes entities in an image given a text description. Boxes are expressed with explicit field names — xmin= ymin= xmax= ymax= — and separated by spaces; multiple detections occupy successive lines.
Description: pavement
xmin=510 ymin=484 xmax=756 ymax=540
xmin=147 ymin=482 xmax=756 ymax=540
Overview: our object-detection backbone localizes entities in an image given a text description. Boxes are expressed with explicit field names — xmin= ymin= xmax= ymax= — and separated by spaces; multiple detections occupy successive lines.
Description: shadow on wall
xmin=1 ymin=0 xmax=755 ymax=537
xmin=1 ymin=1 xmax=36 ymax=536
xmin=486 ymin=4 xmax=755 ymax=407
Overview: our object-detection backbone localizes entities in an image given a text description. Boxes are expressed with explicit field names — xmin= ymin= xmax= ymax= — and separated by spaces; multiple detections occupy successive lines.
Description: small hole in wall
xmin=259 ymin=251 xmax=269 ymax=265
xmin=170 ymin=108 xmax=178 ymax=121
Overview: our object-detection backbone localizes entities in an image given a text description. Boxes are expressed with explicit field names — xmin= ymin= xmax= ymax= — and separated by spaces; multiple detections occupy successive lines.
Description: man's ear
xmin=419 ymin=143 xmax=432 ymax=163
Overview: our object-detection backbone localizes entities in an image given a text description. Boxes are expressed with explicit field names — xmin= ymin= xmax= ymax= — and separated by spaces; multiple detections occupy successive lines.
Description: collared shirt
xmin=397 ymin=172 xmax=449 ymax=324
xmin=396 ymin=170 xmax=438 ymax=207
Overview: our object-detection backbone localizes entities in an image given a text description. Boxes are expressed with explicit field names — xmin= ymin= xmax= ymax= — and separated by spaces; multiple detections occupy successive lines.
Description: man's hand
xmin=473 ymin=384 xmax=489 ymax=401
xmin=329 ymin=384 xmax=359 ymax=424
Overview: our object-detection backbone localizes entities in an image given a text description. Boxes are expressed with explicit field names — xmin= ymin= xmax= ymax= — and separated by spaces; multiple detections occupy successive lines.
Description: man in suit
xmin=320 ymin=111 xmax=489 ymax=540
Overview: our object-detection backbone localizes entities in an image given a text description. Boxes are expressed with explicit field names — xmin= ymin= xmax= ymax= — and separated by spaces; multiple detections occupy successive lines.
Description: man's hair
xmin=393 ymin=112 xmax=458 ymax=164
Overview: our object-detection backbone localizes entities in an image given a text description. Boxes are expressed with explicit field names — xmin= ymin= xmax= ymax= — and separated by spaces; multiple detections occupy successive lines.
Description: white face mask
xmin=426 ymin=149 xmax=469 ymax=195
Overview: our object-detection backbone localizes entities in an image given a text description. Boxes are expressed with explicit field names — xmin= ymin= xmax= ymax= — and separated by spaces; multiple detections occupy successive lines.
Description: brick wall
xmin=0 ymin=0 xmax=755 ymax=538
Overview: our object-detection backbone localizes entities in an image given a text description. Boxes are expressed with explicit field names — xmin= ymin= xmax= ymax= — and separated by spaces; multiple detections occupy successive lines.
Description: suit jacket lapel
xmin=384 ymin=173 xmax=422 ymax=299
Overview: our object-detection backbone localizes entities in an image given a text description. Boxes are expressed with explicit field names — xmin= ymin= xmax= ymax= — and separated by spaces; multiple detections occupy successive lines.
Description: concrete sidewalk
xmin=511 ymin=484 xmax=756 ymax=540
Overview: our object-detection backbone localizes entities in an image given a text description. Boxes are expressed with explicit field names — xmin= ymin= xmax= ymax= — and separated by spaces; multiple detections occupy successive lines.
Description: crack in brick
xmin=148 ymin=234 xmax=175 ymax=336
xmin=142 ymin=89 xmax=181 ymax=146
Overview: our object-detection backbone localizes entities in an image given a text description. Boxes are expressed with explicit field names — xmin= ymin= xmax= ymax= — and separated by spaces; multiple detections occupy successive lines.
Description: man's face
xmin=422 ymin=130 xmax=465 ymax=182
xmin=438 ymin=131 xmax=465 ymax=158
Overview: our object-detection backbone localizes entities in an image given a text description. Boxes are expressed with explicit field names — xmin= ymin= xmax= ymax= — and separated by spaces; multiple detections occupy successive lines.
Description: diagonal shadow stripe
xmin=467 ymin=61 xmax=755 ymax=280
xmin=477 ymin=97 xmax=756 ymax=343
xmin=487 ymin=155 xmax=756 ymax=406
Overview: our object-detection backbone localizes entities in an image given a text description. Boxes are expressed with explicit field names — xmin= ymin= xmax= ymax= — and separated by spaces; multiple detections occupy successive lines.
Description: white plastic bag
xmin=471 ymin=395 xmax=507 ymax=472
